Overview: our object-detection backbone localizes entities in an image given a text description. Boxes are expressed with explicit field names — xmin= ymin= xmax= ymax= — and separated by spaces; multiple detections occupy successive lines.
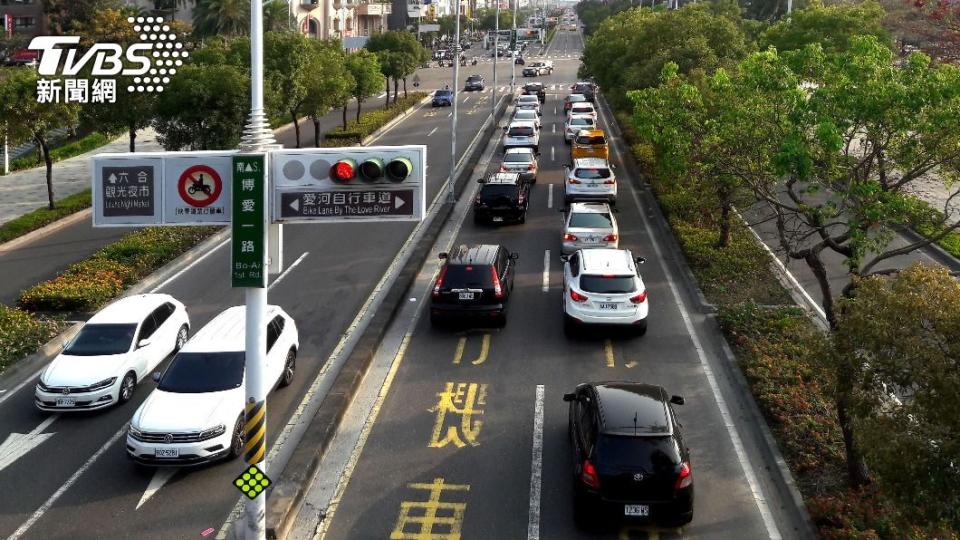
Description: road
xmin=290 ymin=29 xmax=802 ymax=540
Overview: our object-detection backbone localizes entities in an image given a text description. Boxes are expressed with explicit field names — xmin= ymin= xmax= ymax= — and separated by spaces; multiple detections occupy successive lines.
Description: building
xmin=128 ymin=0 xmax=195 ymax=24
xmin=298 ymin=0 xmax=390 ymax=41
xmin=1 ymin=0 xmax=46 ymax=39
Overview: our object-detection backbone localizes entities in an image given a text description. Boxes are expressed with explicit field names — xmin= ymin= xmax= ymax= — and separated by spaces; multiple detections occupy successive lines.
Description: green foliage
xmin=575 ymin=0 xmax=635 ymax=36
xmin=0 ymin=190 xmax=91 ymax=244
xmin=153 ymin=64 xmax=249 ymax=150
xmin=324 ymin=93 xmax=427 ymax=145
xmin=0 ymin=305 xmax=64 ymax=374
xmin=42 ymin=0 xmax=124 ymax=34
xmin=761 ymin=0 xmax=893 ymax=54
xmin=193 ymin=0 xmax=250 ymax=38
xmin=367 ymin=31 xmax=430 ymax=83
xmin=4 ymin=132 xmax=113 ymax=174
xmin=345 ymin=49 xmax=386 ymax=104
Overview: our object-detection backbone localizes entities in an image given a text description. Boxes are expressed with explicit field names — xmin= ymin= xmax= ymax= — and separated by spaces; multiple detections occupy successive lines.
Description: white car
xmin=503 ymin=120 xmax=540 ymax=152
xmin=516 ymin=95 xmax=542 ymax=116
xmin=562 ymin=202 xmax=619 ymax=254
xmin=567 ymin=101 xmax=597 ymax=120
xmin=562 ymin=248 xmax=649 ymax=335
xmin=127 ymin=305 xmax=298 ymax=466
xmin=564 ymin=157 xmax=617 ymax=205
xmin=512 ymin=108 xmax=542 ymax=130
xmin=564 ymin=114 xmax=596 ymax=143
xmin=36 ymin=294 xmax=189 ymax=411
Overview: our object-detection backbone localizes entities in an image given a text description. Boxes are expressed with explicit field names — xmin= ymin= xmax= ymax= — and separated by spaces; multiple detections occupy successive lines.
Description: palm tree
xmin=193 ymin=0 xmax=250 ymax=38
xmin=264 ymin=0 xmax=293 ymax=32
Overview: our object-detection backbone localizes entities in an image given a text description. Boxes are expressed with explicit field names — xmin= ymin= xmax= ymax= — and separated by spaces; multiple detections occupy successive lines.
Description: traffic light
xmin=331 ymin=158 xmax=357 ymax=182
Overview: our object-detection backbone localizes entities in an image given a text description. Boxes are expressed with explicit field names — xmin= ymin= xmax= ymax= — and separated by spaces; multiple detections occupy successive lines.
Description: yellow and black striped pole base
xmin=244 ymin=398 xmax=266 ymax=465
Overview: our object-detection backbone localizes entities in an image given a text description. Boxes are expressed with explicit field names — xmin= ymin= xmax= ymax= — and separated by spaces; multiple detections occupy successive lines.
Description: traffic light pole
xmin=510 ymin=0 xmax=516 ymax=96
xmin=492 ymin=0 xmax=499 ymax=117
xmin=446 ymin=0 xmax=461 ymax=204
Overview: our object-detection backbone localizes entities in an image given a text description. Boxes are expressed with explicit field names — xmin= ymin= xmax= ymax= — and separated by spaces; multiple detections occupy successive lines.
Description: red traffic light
xmin=331 ymin=159 xmax=356 ymax=182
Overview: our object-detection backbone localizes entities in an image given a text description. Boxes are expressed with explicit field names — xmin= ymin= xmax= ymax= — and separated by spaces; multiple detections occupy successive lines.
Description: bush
xmin=324 ymin=93 xmax=427 ymax=145
xmin=3 ymin=132 xmax=114 ymax=175
xmin=0 ymin=305 xmax=64 ymax=374
xmin=0 ymin=190 xmax=92 ymax=244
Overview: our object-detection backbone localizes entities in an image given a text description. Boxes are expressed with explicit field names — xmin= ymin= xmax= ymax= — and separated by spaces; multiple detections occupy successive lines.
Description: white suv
xmin=126 ymin=305 xmax=298 ymax=466
xmin=562 ymin=249 xmax=649 ymax=335
xmin=503 ymin=120 xmax=540 ymax=152
xmin=564 ymin=158 xmax=616 ymax=205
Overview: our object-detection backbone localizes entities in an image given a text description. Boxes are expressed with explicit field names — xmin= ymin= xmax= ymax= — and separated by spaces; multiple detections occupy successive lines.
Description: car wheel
xmin=563 ymin=315 xmax=577 ymax=337
xmin=494 ymin=312 xmax=507 ymax=328
xmin=279 ymin=348 xmax=296 ymax=388
xmin=174 ymin=324 xmax=189 ymax=353
xmin=118 ymin=372 xmax=136 ymax=404
xmin=519 ymin=213 xmax=526 ymax=224
xmin=572 ymin=489 xmax=595 ymax=529
xmin=635 ymin=320 xmax=648 ymax=336
xmin=228 ymin=415 xmax=244 ymax=459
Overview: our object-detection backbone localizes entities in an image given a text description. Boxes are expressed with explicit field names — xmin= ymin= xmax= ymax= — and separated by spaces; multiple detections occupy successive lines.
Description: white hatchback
xmin=503 ymin=120 xmax=540 ymax=152
xmin=512 ymin=108 xmax=542 ymax=130
xmin=562 ymin=249 xmax=649 ymax=335
xmin=36 ymin=294 xmax=189 ymax=411
xmin=126 ymin=305 xmax=298 ymax=466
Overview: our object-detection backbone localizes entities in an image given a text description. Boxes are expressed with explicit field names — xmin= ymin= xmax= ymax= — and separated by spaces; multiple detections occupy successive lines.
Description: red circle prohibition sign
xmin=178 ymin=165 xmax=222 ymax=208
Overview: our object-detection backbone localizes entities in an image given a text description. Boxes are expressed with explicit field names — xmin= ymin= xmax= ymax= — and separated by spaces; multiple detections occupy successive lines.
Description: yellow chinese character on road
xmin=429 ymin=382 xmax=487 ymax=448
xmin=391 ymin=478 xmax=470 ymax=540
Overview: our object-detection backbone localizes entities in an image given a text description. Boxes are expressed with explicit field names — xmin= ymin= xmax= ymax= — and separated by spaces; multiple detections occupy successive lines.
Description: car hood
xmin=132 ymin=387 xmax=242 ymax=432
xmin=43 ymin=353 xmax=130 ymax=386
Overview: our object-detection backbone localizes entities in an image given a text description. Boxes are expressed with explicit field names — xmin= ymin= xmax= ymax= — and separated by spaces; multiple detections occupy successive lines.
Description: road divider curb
xmin=0 ymin=321 xmax=82 ymax=407
xmin=0 ymin=208 xmax=93 ymax=254
xmin=263 ymin=97 xmax=510 ymax=539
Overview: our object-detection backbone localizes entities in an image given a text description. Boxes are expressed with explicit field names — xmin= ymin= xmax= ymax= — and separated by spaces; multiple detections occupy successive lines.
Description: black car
xmin=564 ymin=382 xmax=693 ymax=527
xmin=572 ymin=81 xmax=598 ymax=103
xmin=523 ymin=83 xmax=545 ymax=103
xmin=430 ymin=244 xmax=518 ymax=327
xmin=473 ymin=172 xmax=530 ymax=225
xmin=465 ymin=75 xmax=485 ymax=91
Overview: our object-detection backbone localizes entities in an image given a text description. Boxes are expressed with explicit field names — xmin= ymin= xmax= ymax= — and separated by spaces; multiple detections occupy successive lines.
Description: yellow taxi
xmin=570 ymin=129 xmax=609 ymax=161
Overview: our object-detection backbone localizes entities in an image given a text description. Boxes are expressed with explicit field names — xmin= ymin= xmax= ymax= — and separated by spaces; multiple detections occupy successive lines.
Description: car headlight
xmin=128 ymin=424 xmax=142 ymax=439
xmin=199 ymin=424 xmax=227 ymax=441
xmin=37 ymin=380 xmax=50 ymax=392
xmin=88 ymin=377 xmax=117 ymax=391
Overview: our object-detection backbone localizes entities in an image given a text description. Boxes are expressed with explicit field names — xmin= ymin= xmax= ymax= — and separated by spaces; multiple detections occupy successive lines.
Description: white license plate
xmin=458 ymin=292 xmax=475 ymax=300
xmin=624 ymin=504 xmax=649 ymax=517
xmin=154 ymin=448 xmax=179 ymax=459
xmin=491 ymin=216 xmax=504 ymax=222
xmin=599 ymin=303 xmax=619 ymax=310
xmin=55 ymin=398 xmax=76 ymax=407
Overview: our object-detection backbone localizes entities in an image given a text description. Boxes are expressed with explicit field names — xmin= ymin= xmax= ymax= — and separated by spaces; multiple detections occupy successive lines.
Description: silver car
xmin=512 ymin=108 xmax=542 ymax=130
xmin=503 ymin=121 xmax=540 ymax=152
xmin=500 ymin=147 xmax=539 ymax=182
xmin=562 ymin=202 xmax=619 ymax=254
xmin=564 ymin=114 xmax=596 ymax=143
xmin=516 ymin=95 xmax=542 ymax=116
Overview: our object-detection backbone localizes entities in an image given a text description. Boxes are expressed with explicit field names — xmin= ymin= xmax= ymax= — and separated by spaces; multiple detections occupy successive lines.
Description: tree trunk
xmin=313 ymin=117 xmax=321 ymax=147
xmin=836 ymin=388 xmax=871 ymax=487
xmin=356 ymin=98 xmax=363 ymax=123
xmin=128 ymin=123 xmax=137 ymax=152
xmin=403 ymin=77 xmax=408 ymax=98
xmin=38 ymin=136 xmax=54 ymax=209
xmin=805 ymin=251 xmax=837 ymax=329
xmin=342 ymin=104 xmax=348 ymax=130
xmin=385 ymin=78 xmax=391 ymax=107
xmin=393 ymin=78 xmax=399 ymax=104
xmin=717 ymin=199 xmax=731 ymax=248
xmin=290 ymin=109 xmax=301 ymax=148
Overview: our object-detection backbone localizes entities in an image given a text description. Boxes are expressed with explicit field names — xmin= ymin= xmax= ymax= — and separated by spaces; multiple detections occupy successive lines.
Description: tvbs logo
xmin=27 ymin=16 xmax=187 ymax=104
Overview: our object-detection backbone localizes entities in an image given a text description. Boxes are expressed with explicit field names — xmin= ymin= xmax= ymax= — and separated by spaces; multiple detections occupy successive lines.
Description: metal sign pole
xmin=492 ymin=0 xmax=499 ymax=117
xmin=446 ymin=0 xmax=461 ymax=204
xmin=510 ymin=0 xmax=516 ymax=96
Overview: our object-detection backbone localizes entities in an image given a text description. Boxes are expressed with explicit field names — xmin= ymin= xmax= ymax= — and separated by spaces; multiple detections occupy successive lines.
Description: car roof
xmin=484 ymin=171 xmax=522 ymax=184
xmin=517 ymin=94 xmax=539 ymax=100
xmin=575 ymin=129 xmax=605 ymax=137
xmin=505 ymin=147 xmax=534 ymax=155
xmin=508 ymin=120 xmax=537 ymax=128
xmin=570 ymin=102 xmax=595 ymax=108
xmin=568 ymin=202 xmax=611 ymax=214
xmin=181 ymin=305 xmax=284 ymax=353
xmin=446 ymin=244 xmax=501 ymax=265
xmin=594 ymin=382 xmax=672 ymax=436
xmin=573 ymin=157 xmax=610 ymax=168
xmin=566 ymin=94 xmax=586 ymax=100
xmin=578 ymin=248 xmax=635 ymax=275
xmin=88 ymin=294 xmax=176 ymax=324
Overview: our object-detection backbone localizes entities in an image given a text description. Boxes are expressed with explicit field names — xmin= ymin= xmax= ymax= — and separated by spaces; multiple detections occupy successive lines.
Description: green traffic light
xmin=359 ymin=157 xmax=385 ymax=181
xmin=386 ymin=157 xmax=413 ymax=182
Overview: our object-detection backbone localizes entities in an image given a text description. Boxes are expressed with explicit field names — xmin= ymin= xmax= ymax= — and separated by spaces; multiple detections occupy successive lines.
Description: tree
xmin=264 ymin=32 xmax=312 ymax=148
xmin=0 ymin=68 xmax=80 ymax=209
xmin=832 ymin=263 xmax=960 ymax=527
xmin=344 ymin=50 xmax=384 ymax=127
xmin=760 ymin=0 xmax=893 ymax=54
xmin=476 ymin=8 xmax=512 ymax=30
xmin=264 ymin=0 xmax=293 ymax=32
xmin=302 ymin=41 xmax=353 ymax=147
xmin=367 ymin=30 xmax=429 ymax=104
xmin=153 ymin=64 xmax=249 ymax=150
xmin=193 ymin=0 xmax=250 ymax=38
xmin=72 ymin=6 xmax=141 ymax=48
xmin=43 ymin=0 xmax=123 ymax=34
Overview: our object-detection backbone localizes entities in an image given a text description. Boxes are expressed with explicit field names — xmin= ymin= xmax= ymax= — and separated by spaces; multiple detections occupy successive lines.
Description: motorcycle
xmin=471 ymin=58 xmax=478 ymax=66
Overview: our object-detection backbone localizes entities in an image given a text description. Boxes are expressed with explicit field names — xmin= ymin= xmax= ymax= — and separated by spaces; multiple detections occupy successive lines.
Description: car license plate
xmin=458 ymin=292 xmax=475 ymax=300
xmin=599 ymin=303 xmax=619 ymax=310
xmin=624 ymin=504 xmax=649 ymax=517
xmin=55 ymin=397 xmax=76 ymax=407
xmin=491 ymin=216 xmax=504 ymax=222
xmin=154 ymin=448 xmax=179 ymax=458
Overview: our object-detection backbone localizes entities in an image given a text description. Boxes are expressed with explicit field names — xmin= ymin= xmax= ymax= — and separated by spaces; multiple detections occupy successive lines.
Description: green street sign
xmin=232 ymin=154 xmax=267 ymax=288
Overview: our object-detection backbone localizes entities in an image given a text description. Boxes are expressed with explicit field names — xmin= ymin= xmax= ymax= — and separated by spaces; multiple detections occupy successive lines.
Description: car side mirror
xmin=138 ymin=338 xmax=152 ymax=349
xmin=509 ymin=253 xmax=519 ymax=260
xmin=151 ymin=371 xmax=161 ymax=383
xmin=670 ymin=395 xmax=685 ymax=405
xmin=560 ymin=254 xmax=570 ymax=262
xmin=635 ymin=257 xmax=646 ymax=264
xmin=439 ymin=252 xmax=448 ymax=259
xmin=536 ymin=152 xmax=541 ymax=157
xmin=477 ymin=178 xmax=485 ymax=183
xmin=562 ymin=392 xmax=577 ymax=402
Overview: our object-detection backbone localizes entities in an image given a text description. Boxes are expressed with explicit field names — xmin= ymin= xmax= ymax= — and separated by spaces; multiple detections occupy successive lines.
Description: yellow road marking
xmin=452 ymin=334 xmax=490 ymax=365
xmin=428 ymin=382 xmax=486 ymax=448
xmin=391 ymin=478 xmax=470 ymax=539
xmin=453 ymin=337 xmax=466 ymax=365
xmin=604 ymin=339 xmax=615 ymax=368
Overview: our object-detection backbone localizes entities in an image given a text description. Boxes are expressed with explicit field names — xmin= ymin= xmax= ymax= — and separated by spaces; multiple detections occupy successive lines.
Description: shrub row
xmin=0 ymin=190 xmax=92 ymax=244
xmin=0 ymin=305 xmax=64 ymax=374
xmin=323 ymin=93 xmax=428 ymax=145
xmin=4 ymin=132 xmax=114 ymax=175
xmin=18 ymin=227 xmax=216 ymax=313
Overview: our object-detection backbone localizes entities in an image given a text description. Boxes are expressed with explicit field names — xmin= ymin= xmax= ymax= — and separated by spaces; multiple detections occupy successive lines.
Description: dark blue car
xmin=432 ymin=89 xmax=453 ymax=107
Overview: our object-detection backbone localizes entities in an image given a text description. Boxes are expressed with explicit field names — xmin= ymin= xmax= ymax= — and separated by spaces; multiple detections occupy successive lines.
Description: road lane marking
xmin=604 ymin=339 xmax=615 ymax=368
xmin=453 ymin=337 xmax=466 ymax=364
xmin=550 ymin=146 xmax=555 ymax=162
xmin=598 ymin=99 xmax=783 ymax=539
xmin=526 ymin=385 xmax=545 ymax=540
xmin=453 ymin=334 xmax=490 ymax=365
xmin=136 ymin=468 xmax=177 ymax=510
xmin=427 ymin=127 xmax=438 ymax=137
xmin=9 ymin=426 xmax=125 ymax=540
xmin=0 ymin=414 xmax=59 ymax=473
xmin=552 ymin=123 xmax=556 ymax=133
xmin=542 ymin=250 xmax=551 ymax=292
xmin=391 ymin=478 xmax=470 ymax=537
xmin=151 ymin=237 xmax=230 ymax=292
xmin=428 ymin=382 xmax=486 ymax=448
xmin=463 ymin=96 xmax=470 ymax=104
xmin=547 ymin=184 xmax=553 ymax=209
xmin=268 ymin=251 xmax=309 ymax=291
xmin=448 ymin=112 xmax=453 ymax=118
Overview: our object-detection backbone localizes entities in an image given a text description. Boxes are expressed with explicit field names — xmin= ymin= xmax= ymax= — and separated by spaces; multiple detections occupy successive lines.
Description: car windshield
xmin=158 ymin=352 xmax=245 ymax=393
xmin=569 ymin=212 xmax=612 ymax=228
xmin=574 ymin=167 xmax=612 ymax=179
xmin=63 ymin=323 xmax=137 ymax=356
xmin=508 ymin=126 xmax=535 ymax=137
xmin=518 ymin=96 xmax=538 ymax=103
xmin=467 ymin=76 xmax=482 ymax=82
xmin=580 ymin=275 xmax=636 ymax=293
xmin=436 ymin=90 xmax=452 ymax=96
xmin=576 ymin=135 xmax=606 ymax=146
xmin=442 ymin=264 xmax=494 ymax=287
xmin=596 ymin=435 xmax=680 ymax=469
xmin=504 ymin=153 xmax=533 ymax=163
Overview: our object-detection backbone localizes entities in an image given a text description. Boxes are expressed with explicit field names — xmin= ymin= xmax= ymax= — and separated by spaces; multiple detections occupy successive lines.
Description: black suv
xmin=430 ymin=244 xmax=518 ymax=327
xmin=571 ymin=81 xmax=597 ymax=103
xmin=473 ymin=172 xmax=530 ymax=225
xmin=465 ymin=75 xmax=485 ymax=91
xmin=523 ymin=82 xmax=546 ymax=103
xmin=563 ymin=382 xmax=693 ymax=527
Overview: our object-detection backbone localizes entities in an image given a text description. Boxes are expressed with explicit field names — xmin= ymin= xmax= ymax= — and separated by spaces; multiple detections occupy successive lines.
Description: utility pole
xmin=240 ymin=1 xmax=275 ymax=539
xmin=446 ymin=0 xmax=461 ymax=203
xmin=510 ymin=0 xmax=516 ymax=96
xmin=492 ymin=0 xmax=499 ymax=117
xmin=787 ymin=0 xmax=793 ymax=15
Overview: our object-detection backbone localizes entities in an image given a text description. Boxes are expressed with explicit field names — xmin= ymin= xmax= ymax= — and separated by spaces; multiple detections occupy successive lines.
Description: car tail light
xmin=603 ymin=179 xmax=615 ymax=184
xmin=675 ymin=461 xmax=692 ymax=490
xmin=603 ymin=234 xmax=618 ymax=242
xmin=630 ymin=290 xmax=647 ymax=304
xmin=527 ymin=164 xmax=536 ymax=171
xmin=581 ymin=459 xmax=601 ymax=489
xmin=432 ymin=267 xmax=447 ymax=297
xmin=518 ymin=192 xmax=526 ymax=204
xmin=491 ymin=267 xmax=504 ymax=298
xmin=569 ymin=289 xmax=588 ymax=303
xmin=563 ymin=233 xmax=578 ymax=242
xmin=568 ymin=178 xmax=581 ymax=184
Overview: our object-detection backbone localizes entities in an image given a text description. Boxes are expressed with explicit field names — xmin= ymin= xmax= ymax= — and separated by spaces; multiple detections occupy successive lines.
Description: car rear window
xmin=574 ymin=167 xmax=611 ymax=179
xmin=481 ymin=184 xmax=520 ymax=199
xmin=580 ymin=275 xmax=635 ymax=293
xmin=596 ymin=435 xmax=680 ymax=469
xmin=567 ymin=95 xmax=586 ymax=103
xmin=569 ymin=212 xmax=612 ymax=228
xmin=515 ymin=111 xmax=536 ymax=120
xmin=508 ymin=126 xmax=535 ymax=137
xmin=518 ymin=96 xmax=538 ymax=103
xmin=571 ymin=105 xmax=594 ymax=113
xmin=442 ymin=264 xmax=494 ymax=287
xmin=570 ymin=118 xmax=594 ymax=127
xmin=467 ymin=76 xmax=482 ymax=82
xmin=504 ymin=153 xmax=532 ymax=163
xmin=575 ymin=135 xmax=606 ymax=146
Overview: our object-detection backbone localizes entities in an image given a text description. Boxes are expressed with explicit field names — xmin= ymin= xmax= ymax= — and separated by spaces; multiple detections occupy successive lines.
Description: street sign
xmin=271 ymin=145 xmax=426 ymax=224
xmin=232 ymin=154 xmax=267 ymax=288
xmin=92 ymin=151 xmax=235 ymax=227
xmin=419 ymin=23 xmax=440 ymax=32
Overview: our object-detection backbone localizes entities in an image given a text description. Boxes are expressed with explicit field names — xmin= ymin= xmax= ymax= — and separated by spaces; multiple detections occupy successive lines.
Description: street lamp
xmin=446 ymin=0 xmax=462 ymax=203
xmin=492 ymin=0 xmax=499 ymax=117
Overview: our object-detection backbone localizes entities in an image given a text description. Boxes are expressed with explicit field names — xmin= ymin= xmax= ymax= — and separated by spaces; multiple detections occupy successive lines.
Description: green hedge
xmin=0 ymin=190 xmax=92 ymax=244
xmin=323 ymin=93 xmax=428 ymax=146
xmin=18 ymin=226 xmax=216 ymax=313
xmin=4 ymin=132 xmax=114 ymax=175
xmin=0 ymin=305 xmax=64 ymax=374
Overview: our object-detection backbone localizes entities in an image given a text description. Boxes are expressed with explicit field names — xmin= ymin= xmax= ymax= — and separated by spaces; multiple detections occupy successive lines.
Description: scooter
xmin=471 ymin=58 xmax=478 ymax=66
